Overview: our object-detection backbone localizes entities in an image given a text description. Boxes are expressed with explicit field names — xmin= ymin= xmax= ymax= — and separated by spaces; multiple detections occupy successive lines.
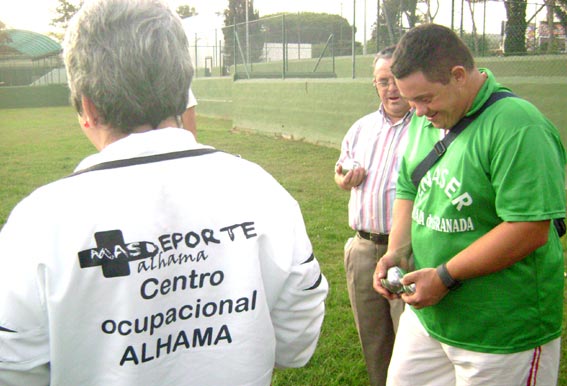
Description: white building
xmin=263 ymin=42 xmax=312 ymax=62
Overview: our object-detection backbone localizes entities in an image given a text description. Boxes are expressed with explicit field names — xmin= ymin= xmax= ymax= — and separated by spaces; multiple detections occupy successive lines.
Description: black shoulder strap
xmin=408 ymin=91 xmax=566 ymax=237
xmin=67 ymin=147 xmax=220 ymax=178
xmin=411 ymin=91 xmax=516 ymax=188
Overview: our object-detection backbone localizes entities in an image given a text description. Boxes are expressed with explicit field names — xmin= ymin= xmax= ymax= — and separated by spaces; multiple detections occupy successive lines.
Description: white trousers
xmin=387 ymin=309 xmax=560 ymax=386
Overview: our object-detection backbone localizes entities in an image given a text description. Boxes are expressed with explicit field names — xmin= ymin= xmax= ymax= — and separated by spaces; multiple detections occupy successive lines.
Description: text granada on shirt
xmin=412 ymin=207 xmax=475 ymax=233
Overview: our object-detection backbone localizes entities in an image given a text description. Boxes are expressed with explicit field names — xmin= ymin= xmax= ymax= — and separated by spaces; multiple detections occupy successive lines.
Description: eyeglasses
xmin=373 ymin=78 xmax=396 ymax=89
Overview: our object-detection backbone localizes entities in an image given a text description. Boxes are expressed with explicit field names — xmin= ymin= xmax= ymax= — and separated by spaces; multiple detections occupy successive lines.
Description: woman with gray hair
xmin=64 ymin=0 xmax=193 ymax=138
xmin=0 ymin=1 xmax=328 ymax=385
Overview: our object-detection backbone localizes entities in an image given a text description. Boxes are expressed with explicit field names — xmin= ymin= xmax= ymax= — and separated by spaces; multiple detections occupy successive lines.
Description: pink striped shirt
xmin=338 ymin=106 xmax=413 ymax=234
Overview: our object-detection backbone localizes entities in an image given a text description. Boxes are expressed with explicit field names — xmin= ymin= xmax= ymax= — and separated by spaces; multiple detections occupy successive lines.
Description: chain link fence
xmin=224 ymin=14 xmax=341 ymax=80
xmin=1 ymin=1 xmax=566 ymax=86
xmin=0 ymin=54 xmax=65 ymax=87
xmin=186 ymin=13 xmax=343 ymax=80
xmin=186 ymin=1 xmax=566 ymax=79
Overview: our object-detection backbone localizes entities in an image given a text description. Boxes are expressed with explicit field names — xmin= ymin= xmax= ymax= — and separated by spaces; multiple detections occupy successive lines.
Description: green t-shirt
xmin=396 ymin=69 xmax=566 ymax=353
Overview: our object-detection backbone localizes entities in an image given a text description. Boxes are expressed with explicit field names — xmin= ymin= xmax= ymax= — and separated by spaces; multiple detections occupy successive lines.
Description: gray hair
xmin=372 ymin=45 xmax=396 ymax=68
xmin=63 ymin=0 xmax=193 ymax=132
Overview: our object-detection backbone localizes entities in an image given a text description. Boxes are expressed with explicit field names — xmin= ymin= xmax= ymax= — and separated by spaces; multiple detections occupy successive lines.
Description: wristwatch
xmin=436 ymin=263 xmax=462 ymax=290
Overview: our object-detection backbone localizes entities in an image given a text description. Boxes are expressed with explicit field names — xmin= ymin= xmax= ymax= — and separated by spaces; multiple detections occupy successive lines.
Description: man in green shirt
xmin=373 ymin=23 xmax=566 ymax=385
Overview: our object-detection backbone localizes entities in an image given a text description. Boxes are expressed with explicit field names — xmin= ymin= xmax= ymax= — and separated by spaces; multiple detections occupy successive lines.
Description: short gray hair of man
xmin=63 ymin=0 xmax=193 ymax=133
xmin=372 ymin=45 xmax=396 ymax=68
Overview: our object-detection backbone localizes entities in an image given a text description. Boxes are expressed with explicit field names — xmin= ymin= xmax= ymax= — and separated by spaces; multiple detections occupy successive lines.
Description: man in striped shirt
xmin=334 ymin=46 xmax=413 ymax=386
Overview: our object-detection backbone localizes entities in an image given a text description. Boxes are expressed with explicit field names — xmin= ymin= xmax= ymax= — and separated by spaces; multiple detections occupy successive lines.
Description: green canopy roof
xmin=1 ymin=29 xmax=61 ymax=60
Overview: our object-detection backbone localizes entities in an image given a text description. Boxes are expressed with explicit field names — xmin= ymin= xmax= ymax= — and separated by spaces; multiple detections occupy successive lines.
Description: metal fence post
xmin=352 ymin=0 xmax=356 ymax=79
xmin=282 ymin=14 xmax=286 ymax=79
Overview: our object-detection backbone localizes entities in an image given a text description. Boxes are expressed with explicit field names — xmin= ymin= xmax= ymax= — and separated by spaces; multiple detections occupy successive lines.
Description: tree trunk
xmin=467 ymin=1 xmax=479 ymax=55
xmin=546 ymin=0 xmax=556 ymax=53
xmin=503 ymin=0 xmax=528 ymax=55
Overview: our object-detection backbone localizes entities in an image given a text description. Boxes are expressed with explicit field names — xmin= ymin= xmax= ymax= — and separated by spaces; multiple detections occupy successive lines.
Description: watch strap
xmin=436 ymin=263 xmax=462 ymax=290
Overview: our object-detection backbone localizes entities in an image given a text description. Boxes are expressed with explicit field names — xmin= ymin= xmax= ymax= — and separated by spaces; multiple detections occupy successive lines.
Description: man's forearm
xmin=373 ymin=198 xmax=414 ymax=296
xmin=446 ymin=220 xmax=551 ymax=282
xmin=386 ymin=199 xmax=414 ymax=264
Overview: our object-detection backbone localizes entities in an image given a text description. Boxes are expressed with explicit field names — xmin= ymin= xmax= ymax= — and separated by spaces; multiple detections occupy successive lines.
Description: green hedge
xmin=231 ymin=79 xmax=376 ymax=147
xmin=195 ymin=77 xmax=567 ymax=149
xmin=0 ymin=85 xmax=70 ymax=109
xmin=220 ymin=54 xmax=567 ymax=80
xmin=2 ymin=75 xmax=566 ymax=150
xmin=190 ymin=77 xmax=232 ymax=120
xmin=504 ymin=80 xmax=567 ymax=146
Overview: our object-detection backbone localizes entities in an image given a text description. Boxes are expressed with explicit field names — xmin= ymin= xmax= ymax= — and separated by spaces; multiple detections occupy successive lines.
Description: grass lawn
xmin=0 ymin=107 xmax=566 ymax=385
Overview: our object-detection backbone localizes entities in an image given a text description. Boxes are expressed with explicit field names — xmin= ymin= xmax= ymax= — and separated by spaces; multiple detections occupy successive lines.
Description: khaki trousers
xmin=344 ymin=234 xmax=404 ymax=386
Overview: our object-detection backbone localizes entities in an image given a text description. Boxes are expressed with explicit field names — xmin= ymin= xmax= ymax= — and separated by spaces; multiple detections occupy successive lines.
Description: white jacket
xmin=0 ymin=128 xmax=328 ymax=386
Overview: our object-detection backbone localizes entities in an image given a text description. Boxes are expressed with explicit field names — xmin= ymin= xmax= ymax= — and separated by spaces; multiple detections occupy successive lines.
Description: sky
xmin=2 ymin=0 xmax=515 ymax=42
xmin=3 ymin=0 xmax=358 ymax=34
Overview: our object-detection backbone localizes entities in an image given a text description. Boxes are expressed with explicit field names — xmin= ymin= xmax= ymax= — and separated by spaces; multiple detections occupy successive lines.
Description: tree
xmin=0 ymin=20 xmax=11 ymax=45
xmin=370 ymin=0 xmax=421 ymax=51
xmin=531 ymin=0 xmax=567 ymax=53
xmin=554 ymin=0 xmax=567 ymax=26
xmin=222 ymin=0 xmax=260 ymax=67
xmin=465 ymin=0 xmax=483 ymax=55
xmin=503 ymin=0 xmax=528 ymax=55
xmin=544 ymin=0 xmax=555 ymax=53
xmin=176 ymin=5 xmax=198 ymax=18
xmin=421 ymin=0 xmax=440 ymax=23
xmin=50 ymin=0 xmax=83 ymax=31
xmin=553 ymin=0 xmax=567 ymax=49
xmin=0 ymin=20 xmax=14 ymax=59
xmin=260 ymin=12 xmax=354 ymax=56
xmin=402 ymin=0 xmax=420 ymax=28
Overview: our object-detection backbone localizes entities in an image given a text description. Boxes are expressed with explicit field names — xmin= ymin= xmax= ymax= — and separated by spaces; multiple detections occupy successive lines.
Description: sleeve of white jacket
xmin=0 ymin=201 xmax=51 ymax=386
xmin=187 ymin=88 xmax=197 ymax=108
xmin=269 ymin=204 xmax=329 ymax=369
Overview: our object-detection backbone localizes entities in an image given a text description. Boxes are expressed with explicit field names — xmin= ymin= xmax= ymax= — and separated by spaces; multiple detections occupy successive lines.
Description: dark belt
xmin=357 ymin=231 xmax=389 ymax=245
